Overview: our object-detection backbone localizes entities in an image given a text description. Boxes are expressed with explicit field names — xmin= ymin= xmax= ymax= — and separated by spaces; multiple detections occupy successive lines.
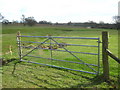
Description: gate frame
xmin=15 ymin=31 xmax=101 ymax=75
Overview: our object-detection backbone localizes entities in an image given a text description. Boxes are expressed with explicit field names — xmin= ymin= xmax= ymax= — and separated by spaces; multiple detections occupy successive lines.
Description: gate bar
xmin=97 ymin=38 xmax=101 ymax=75
xmin=21 ymin=46 xmax=98 ymax=55
xmin=20 ymin=60 xmax=97 ymax=75
xmin=26 ymin=55 xmax=99 ymax=67
xmin=19 ymin=41 xmax=99 ymax=47
xmin=50 ymin=38 xmax=53 ymax=59
xmin=18 ymin=35 xmax=99 ymax=40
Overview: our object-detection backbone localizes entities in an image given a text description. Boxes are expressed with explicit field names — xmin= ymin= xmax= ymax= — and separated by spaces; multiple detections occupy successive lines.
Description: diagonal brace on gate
xmin=50 ymin=37 xmax=97 ymax=73
xmin=21 ymin=38 xmax=50 ymax=58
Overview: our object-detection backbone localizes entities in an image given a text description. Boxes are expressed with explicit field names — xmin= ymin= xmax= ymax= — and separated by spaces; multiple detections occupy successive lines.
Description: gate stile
xmin=17 ymin=32 xmax=101 ymax=75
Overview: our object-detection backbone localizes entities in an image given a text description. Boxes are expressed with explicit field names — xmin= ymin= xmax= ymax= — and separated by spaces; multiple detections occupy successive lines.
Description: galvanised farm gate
xmin=16 ymin=32 xmax=101 ymax=75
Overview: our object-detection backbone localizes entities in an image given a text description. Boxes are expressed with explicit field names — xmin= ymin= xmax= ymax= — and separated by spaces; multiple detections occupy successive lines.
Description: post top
xmin=17 ymin=31 xmax=21 ymax=36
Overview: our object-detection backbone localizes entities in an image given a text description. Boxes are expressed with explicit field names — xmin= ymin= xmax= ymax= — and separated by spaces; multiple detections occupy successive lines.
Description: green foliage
xmin=25 ymin=17 xmax=37 ymax=26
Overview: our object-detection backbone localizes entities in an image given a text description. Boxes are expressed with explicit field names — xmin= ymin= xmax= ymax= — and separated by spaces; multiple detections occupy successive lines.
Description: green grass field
xmin=1 ymin=25 xmax=119 ymax=88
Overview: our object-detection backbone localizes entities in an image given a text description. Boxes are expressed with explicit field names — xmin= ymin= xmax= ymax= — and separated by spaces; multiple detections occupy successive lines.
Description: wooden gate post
xmin=17 ymin=31 xmax=22 ymax=61
xmin=102 ymin=31 xmax=109 ymax=81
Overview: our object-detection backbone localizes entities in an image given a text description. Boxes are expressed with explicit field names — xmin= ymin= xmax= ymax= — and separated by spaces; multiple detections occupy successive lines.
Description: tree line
xmin=0 ymin=13 xmax=120 ymax=30
xmin=0 ymin=14 xmax=52 ymax=26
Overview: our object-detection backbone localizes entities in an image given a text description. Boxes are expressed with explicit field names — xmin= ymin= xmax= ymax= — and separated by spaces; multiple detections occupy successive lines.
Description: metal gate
xmin=17 ymin=32 xmax=101 ymax=75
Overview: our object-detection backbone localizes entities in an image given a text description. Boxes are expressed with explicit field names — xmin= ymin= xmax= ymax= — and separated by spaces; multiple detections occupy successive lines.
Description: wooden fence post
xmin=17 ymin=31 xmax=22 ymax=61
xmin=102 ymin=31 xmax=109 ymax=81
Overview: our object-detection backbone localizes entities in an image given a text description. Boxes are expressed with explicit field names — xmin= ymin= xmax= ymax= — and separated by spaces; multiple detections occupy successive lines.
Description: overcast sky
xmin=0 ymin=0 xmax=120 ymax=23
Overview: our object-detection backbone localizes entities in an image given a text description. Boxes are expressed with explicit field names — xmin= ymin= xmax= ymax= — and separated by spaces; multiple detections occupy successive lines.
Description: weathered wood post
xmin=102 ymin=31 xmax=109 ymax=81
xmin=17 ymin=31 xmax=22 ymax=61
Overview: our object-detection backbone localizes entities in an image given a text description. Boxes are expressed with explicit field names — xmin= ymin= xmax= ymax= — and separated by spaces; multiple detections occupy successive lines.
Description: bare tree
xmin=0 ymin=13 xmax=4 ymax=22
xmin=113 ymin=16 xmax=120 ymax=30
xmin=21 ymin=14 xmax=26 ymax=26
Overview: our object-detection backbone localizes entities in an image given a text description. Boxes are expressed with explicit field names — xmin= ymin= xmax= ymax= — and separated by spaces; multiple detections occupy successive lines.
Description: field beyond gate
xmin=17 ymin=33 xmax=100 ymax=75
